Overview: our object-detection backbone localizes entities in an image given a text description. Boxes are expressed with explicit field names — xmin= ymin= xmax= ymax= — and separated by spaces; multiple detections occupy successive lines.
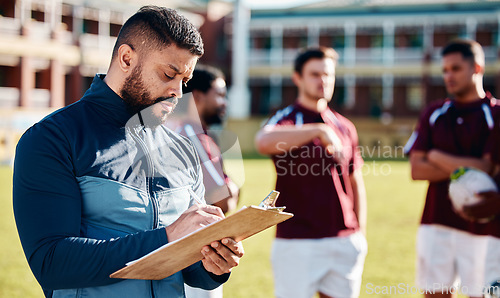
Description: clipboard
xmin=110 ymin=191 xmax=292 ymax=280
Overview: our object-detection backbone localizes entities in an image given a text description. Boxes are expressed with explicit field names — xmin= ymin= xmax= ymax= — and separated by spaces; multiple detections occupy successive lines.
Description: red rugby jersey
xmin=177 ymin=122 xmax=231 ymax=205
xmin=266 ymin=103 xmax=364 ymax=239
xmin=406 ymin=95 xmax=500 ymax=236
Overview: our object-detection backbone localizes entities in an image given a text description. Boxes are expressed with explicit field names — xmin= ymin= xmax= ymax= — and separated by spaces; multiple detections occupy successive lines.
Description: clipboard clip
xmin=258 ymin=190 xmax=285 ymax=212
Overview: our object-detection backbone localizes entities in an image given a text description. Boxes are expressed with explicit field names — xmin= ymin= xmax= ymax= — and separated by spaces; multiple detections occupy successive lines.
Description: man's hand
xmin=462 ymin=191 xmax=500 ymax=221
xmin=200 ymin=238 xmax=244 ymax=275
xmin=165 ymin=204 xmax=225 ymax=242
xmin=316 ymin=124 xmax=343 ymax=156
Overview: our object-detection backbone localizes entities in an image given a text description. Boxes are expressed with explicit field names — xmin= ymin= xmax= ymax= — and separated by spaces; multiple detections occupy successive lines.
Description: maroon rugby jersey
xmin=177 ymin=122 xmax=231 ymax=204
xmin=406 ymin=95 xmax=500 ymax=236
xmin=266 ymin=103 xmax=364 ymax=239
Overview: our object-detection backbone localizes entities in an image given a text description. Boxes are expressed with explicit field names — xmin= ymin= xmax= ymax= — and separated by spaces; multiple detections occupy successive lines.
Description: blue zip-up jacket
xmin=13 ymin=74 xmax=229 ymax=297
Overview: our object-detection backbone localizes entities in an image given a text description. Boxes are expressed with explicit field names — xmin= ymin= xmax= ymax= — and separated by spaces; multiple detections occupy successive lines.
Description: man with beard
xmin=178 ymin=65 xmax=240 ymax=214
xmin=178 ymin=65 xmax=240 ymax=298
xmin=405 ymin=39 xmax=500 ymax=298
xmin=12 ymin=6 xmax=243 ymax=298
xmin=255 ymin=47 xmax=367 ymax=298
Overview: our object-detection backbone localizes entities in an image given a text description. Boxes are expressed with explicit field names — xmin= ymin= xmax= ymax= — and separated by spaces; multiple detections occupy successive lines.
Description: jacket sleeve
xmin=182 ymin=262 xmax=230 ymax=290
xmin=12 ymin=122 xmax=168 ymax=290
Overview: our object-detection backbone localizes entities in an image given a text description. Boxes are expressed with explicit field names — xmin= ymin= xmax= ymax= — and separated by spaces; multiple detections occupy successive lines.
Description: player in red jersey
xmin=176 ymin=65 xmax=240 ymax=298
xmin=256 ymin=47 xmax=367 ymax=298
xmin=406 ymin=39 xmax=500 ymax=298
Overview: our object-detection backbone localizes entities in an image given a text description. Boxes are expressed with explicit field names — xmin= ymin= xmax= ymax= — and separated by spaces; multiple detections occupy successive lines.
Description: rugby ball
xmin=448 ymin=167 xmax=498 ymax=220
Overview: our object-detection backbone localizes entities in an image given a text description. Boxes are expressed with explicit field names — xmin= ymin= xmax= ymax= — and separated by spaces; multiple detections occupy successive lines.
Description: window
xmin=31 ymin=10 xmax=44 ymax=22
xmin=83 ymin=19 xmax=98 ymax=34
xmin=0 ymin=1 xmax=15 ymax=17
xmin=371 ymin=34 xmax=383 ymax=48
xmin=332 ymin=34 xmax=345 ymax=49
xmin=369 ymin=85 xmax=383 ymax=117
xmin=251 ymin=36 xmax=271 ymax=49
xmin=110 ymin=23 xmax=121 ymax=37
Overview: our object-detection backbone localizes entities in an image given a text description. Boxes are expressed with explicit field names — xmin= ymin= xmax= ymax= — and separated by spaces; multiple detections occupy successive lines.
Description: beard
xmin=304 ymin=88 xmax=327 ymax=102
xmin=121 ymin=63 xmax=152 ymax=114
xmin=447 ymin=84 xmax=470 ymax=100
xmin=120 ymin=64 xmax=176 ymax=127
xmin=202 ymin=107 xmax=225 ymax=126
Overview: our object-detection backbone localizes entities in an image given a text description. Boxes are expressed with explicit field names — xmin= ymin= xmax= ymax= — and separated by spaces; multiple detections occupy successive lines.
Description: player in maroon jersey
xmin=406 ymin=39 xmax=500 ymax=298
xmin=256 ymin=47 xmax=367 ymax=298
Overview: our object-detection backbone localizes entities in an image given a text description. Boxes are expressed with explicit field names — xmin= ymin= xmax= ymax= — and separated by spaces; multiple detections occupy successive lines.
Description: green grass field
xmin=1 ymin=160 xmax=444 ymax=297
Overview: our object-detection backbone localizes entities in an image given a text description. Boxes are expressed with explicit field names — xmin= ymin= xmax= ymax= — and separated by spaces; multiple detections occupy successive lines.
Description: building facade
xmin=2 ymin=0 xmax=500 ymax=160
xmin=243 ymin=1 xmax=500 ymax=119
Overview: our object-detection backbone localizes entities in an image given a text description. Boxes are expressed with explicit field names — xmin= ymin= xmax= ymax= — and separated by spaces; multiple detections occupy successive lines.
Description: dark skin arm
xmin=409 ymin=149 xmax=492 ymax=182
xmin=409 ymin=150 xmax=450 ymax=182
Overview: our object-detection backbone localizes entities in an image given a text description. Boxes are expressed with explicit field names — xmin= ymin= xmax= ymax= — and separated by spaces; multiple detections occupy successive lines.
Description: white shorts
xmin=485 ymin=236 xmax=500 ymax=287
xmin=416 ymin=224 xmax=488 ymax=297
xmin=184 ymin=284 xmax=223 ymax=298
xmin=271 ymin=232 xmax=367 ymax=298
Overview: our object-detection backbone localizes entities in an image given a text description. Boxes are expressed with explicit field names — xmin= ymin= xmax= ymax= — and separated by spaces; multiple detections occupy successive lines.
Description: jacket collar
xmin=81 ymin=74 xmax=133 ymax=126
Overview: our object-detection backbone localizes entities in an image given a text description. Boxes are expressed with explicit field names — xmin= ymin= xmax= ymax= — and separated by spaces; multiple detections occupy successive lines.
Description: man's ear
xmin=117 ymin=44 xmax=136 ymax=73
xmin=474 ymin=62 xmax=485 ymax=75
xmin=292 ymin=71 xmax=301 ymax=87
xmin=192 ymin=90 xmax=204 ymax=104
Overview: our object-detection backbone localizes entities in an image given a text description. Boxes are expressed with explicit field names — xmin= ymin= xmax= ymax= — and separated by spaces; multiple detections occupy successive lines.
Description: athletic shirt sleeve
xmin=264 ymin=105 xmax=295 ymax=128
xmin=405 ymin=104 xmax=437 ymax=154
xmin=12 ymin=122 xmax=168 ymax=290
xmin=488 ymin=99 xmax=500 ymax=165
xmin=198 ymin=133 xmax=227 ymax=185
xmin=178 ymin=125 xmax=229 ymax=204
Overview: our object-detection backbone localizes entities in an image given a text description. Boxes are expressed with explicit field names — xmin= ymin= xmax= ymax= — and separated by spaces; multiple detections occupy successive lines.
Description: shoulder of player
xmin=15 ymin=102 xmax=90 ymax=163
xmin=424 ymin=99 xmax=449 ymax=112
xmin=415 ymin=99 xmax=451 ymax=122
xmin=329 ymin=110 xmax=357 ymax=131
xmin=266 ymin=104 xmax=298 ymax=125
xmin=41 ymin=99 xmax=86 ymax=126
xmin=20 ymin=100 xmax=87 ymax=144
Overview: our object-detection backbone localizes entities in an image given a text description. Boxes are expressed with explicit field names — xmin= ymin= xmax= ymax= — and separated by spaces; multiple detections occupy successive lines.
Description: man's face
xmin=121 ymin=44 xmax=198 ymax=125
xmin=199 ymin=77 xmax=227 ymax=126
xmin=295 ymin=58 xmax=336 ymax=102
xmin=442 ymin=52 xmax=476 ymax=98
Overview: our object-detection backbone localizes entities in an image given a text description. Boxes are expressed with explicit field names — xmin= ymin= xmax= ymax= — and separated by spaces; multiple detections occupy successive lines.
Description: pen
xmin=188 ymin=188 xmax=205 ymax=205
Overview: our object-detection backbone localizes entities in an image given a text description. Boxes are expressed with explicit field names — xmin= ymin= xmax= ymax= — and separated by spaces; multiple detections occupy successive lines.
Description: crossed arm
xmin=409 ymin=149 xmax=493 ymax=182
xmin=409 ymin=148 xmax=499 ymax=222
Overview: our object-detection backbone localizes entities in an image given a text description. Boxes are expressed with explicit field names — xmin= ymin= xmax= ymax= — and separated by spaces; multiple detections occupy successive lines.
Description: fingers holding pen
xmin=196 ymin=204 xmax=226 ymax=219
xmin=165 ymin=204 xmax=224 ymax=242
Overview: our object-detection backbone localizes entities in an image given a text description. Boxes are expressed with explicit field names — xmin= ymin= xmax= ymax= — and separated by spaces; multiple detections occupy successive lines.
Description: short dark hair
xmin=184 ymin=64 xmax=225 ymax=94
xmin=111 ymin=6 xmax=204 ymax=60
xmin=294 ymin=46 xmax=339 ymax=74
xmin=441 ymin=38 xmax=484 ymax=67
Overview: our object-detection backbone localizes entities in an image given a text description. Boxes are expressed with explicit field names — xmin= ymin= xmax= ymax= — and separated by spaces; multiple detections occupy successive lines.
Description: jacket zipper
xmin=130 ymin=127 xmax=160 ymax=297
xmin=129 ymin=127 xmax=160 ymax=229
